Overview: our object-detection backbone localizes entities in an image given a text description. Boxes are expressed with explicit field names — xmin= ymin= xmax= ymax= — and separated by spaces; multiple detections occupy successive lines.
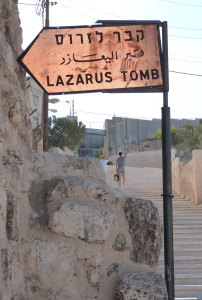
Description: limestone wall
xmin=172 ymin=150 xmax=202 ymax=204
xmin=0 ymin=1 xmax=32 ymax=299
xmin=0 ymin=1 xmax=167 ymax=299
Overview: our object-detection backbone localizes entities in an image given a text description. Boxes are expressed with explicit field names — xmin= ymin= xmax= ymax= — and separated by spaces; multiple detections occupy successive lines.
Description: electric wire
xmin=88 ymin=120 xmax=126 ymax=133
xmin=18 ymin=2 xmax=202 ymax=77
xmin=169 ymin=35 xmax=202 ymax=40
xmin=56 ymin=3 xmax=202 ymax=40
xmin=169 ymin=25 xmax=202 ymax=31
xmin=57 ymin=3 xmax=97 ymax=20
xmin=18 ymin=3 xmax=36 ymax=5
xmin=57 ymin=0 xmax=128 ymax=20
xmin=170 ymin=53 xmax=202 ymax=59
xmin=169 ymin=70 xmax=202 ymax=77
xmin=157 ymin=0 xmax=202 ymax=8
xmin=170 ymin=58 xmax=202 ymax=64
xmin=19 ymin=2 xmax=202 ymax=32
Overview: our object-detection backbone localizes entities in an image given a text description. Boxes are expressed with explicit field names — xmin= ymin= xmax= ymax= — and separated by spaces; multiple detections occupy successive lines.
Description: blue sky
xmin=18 ymin=0 xmax=202 ymax=129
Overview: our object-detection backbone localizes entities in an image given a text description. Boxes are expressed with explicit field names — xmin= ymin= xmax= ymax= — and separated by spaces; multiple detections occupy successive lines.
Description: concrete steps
xmin=122 ymin=187 xmax=202 ymax=300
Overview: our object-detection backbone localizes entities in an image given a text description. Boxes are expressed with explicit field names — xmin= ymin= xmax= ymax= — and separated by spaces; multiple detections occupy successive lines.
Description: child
xmin=101 ymin=155 xmax=110 ymax=179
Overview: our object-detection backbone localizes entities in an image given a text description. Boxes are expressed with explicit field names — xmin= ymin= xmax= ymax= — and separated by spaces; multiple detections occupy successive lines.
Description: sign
xmin=17 ymin=24 xmax=163 ymax=94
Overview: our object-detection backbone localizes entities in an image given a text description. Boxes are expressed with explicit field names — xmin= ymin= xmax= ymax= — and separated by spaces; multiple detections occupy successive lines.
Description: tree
xmin=153 ymin=128 xmax=162 ymax=140
xmin=196 ymin=119 xmax=202 ymax=148
xmin=170 ymin=126 xmax=180 ymax=148
xmin=153 ymin=121 xmax=202 ymax=153
xmin=97 ymin=146 xmax=103 ymax=159
xmin=48 ymin=116 xmax=86 ymax=151
xmin=177 ymin=123 xmax=200 ymax=152
xmin=153 ymin=126 xmax=180 ymax=148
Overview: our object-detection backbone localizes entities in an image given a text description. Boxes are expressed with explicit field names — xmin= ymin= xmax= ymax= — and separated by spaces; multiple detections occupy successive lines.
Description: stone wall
xmin=0 ymin=1 xmax=32 ymax=299
xmin=172 ymin=149 xmax=202 ymax=204
xmin=0 ymin=1 xmax=167 ymax=299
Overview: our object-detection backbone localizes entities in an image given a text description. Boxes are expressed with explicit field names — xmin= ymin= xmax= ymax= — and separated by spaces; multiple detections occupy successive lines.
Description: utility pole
xmin=72 ymin=100 xmax=74 ymax=120
xmin=43 ymin=0 xmax=49 ymax=151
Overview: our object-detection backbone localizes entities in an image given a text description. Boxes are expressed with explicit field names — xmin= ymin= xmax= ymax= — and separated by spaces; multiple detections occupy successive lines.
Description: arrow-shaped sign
xmin=17 ymin=24 xmax=163 ymax=95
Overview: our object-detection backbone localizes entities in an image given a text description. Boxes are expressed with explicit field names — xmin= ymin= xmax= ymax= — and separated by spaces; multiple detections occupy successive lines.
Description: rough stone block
xmin=24 ymin=240 xmax=103 ymax=300
xmin=112 ymin=233 xmax=127 ymax=251
xmin=114 ymin=271 xmax=168 ymax=300
xmin=6 ymin=192 xmax=20 ymax=240
xmin=123 ymin=197 xmax=163 ymax=267
xmin=48 ymin=201 xmax=113 ymax=243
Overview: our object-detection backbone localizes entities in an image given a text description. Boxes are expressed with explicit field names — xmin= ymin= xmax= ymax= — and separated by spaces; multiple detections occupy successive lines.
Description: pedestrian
xmin=101 ymin=155 xmax=110 ymax=179
xmin=116 ymin=151 xmax=127 ymax=187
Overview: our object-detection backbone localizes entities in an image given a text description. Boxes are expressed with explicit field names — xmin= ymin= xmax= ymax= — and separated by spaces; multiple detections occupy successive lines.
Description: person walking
xmin=116 ymin=151 xmax=127 ymax=187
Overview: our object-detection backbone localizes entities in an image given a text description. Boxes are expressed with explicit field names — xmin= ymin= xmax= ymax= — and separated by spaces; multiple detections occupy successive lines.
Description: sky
xmin=18 ymin=0 xmax=202 ymax=129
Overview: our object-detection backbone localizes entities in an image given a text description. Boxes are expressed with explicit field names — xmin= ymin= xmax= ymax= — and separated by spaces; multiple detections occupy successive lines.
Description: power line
xmin=169 ymin=34 xmax=202 ymax=40
xmin=57 ymin=3 xmax=96 ymax=20
xmin=19 ymin=2 xmax=202 ymax=32
xmin=76 ymin=110 xmax=113 ymax=117
xmin=18 ymin=3 xmax=36 ymax=4
xmin=169 ymin=70 xmax=202 ymax=77
xmin=56 ymin=0 xmax=128 ymax=18
xmin=158 ymin=0 xmax=202 ymax=8
xmin=169 ymin=25 xmax=202 ymax=31
xmin=170 ymin=53 xmax=202 ymax=59
xmin=89 ymin=120 xmax=126 ymax=133
xmin=170 ymin=58 xmax=202 ymax=64
xmin=57 ymin=3 xmax=202 ymax=40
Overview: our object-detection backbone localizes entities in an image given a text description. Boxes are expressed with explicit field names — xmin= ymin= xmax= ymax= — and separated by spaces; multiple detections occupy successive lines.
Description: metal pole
xmin=72 ymin=100 xmax=74 ymax=120
xmin=43 ymin=0 xmax=49 ymax=151
xmin=45 ymin=0 xmax=49 ymax=27
xmin=161 ymin=21 xmax=175 ymax=300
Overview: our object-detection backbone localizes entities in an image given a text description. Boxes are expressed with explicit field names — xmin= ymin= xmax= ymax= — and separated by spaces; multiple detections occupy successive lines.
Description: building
xmin=78 ymin=128 xmax=106 ymax=157
xmin=26 ymin=76 xmax=43 ymax=150
xmin=103 ymin=116 xmax=200 ymax=156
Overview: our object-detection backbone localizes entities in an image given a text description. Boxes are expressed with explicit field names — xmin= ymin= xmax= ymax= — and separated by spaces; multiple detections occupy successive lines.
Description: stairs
xmin=121 ymin=186 xmax=202 ymax=300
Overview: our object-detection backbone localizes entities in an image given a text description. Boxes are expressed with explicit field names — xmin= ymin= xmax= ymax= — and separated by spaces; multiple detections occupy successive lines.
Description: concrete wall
xmin=78 ymin=128 xmax=105 ymax=157
xmin=105 ymin=117 xmax=200 ymax=156
xmin=109 ymin=150 xmax=163 ymax=169
xmin=172 ymin=149 xmax=202 ymax=204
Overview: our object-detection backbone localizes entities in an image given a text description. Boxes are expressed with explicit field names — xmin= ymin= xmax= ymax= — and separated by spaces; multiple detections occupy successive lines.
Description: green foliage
xmin=196 ymin=120 xmax=202 ymax=148
xmin=97 ymin=147 xmax=103 ymax=159
xmin=153 ymin=121 xmax=202 ymax=152
xmin=177 ymin=123 xmax=200 ymax=152
xmin=170 ymin=126 xmax=181 ymax=148
xmin=48 ymin=115 xmax=86 ymax=151
xmin=153 ymin=129 xmax=162 ymax=140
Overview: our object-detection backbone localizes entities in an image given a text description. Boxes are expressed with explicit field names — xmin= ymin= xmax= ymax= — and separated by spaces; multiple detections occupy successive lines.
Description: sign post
xmin=161 ymin=21 xmax=175 ymax=300
xmin=17 ymin=20 xmax=174 ymax=299
xmin=42 ymin=0 xmax=50 ymax=152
